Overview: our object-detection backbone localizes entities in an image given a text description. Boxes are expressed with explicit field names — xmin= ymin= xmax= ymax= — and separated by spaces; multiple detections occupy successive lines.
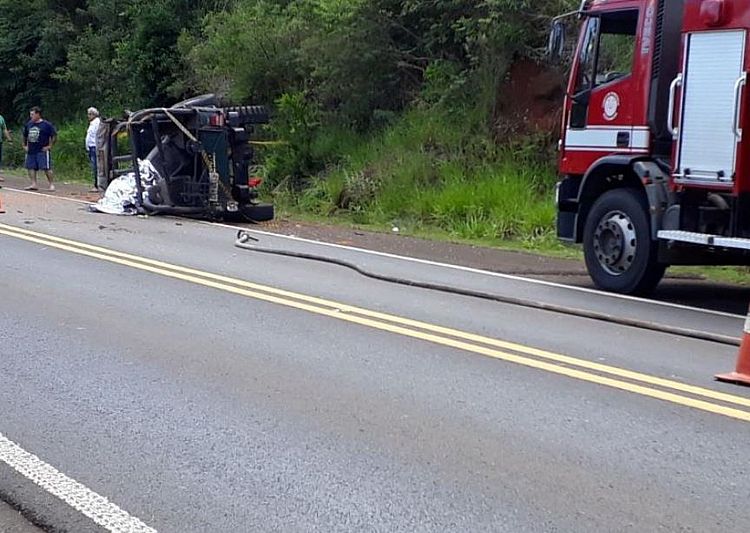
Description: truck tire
xmin=222 ymin=105 xmax=270 ymax=125
xmin=238 ymin=202 xmax=274 ymax=222
xmin=583 ymin=188 xmax=665 ymax=295
xmin=171 ymin=94 xmax=218 ymax=109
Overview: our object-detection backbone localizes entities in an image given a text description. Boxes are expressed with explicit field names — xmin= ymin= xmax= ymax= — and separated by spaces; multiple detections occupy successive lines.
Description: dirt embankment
xmin=493 ymin=59 xmax=565 ymax=142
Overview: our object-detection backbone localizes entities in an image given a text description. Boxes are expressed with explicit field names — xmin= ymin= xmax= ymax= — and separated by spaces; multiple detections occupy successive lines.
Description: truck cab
xmin=553 ymin=0 xmax=750 ymax=293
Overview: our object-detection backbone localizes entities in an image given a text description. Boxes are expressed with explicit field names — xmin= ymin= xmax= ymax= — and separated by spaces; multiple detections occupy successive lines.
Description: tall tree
xmin=0 ymin=0 xmax=86 ymax=120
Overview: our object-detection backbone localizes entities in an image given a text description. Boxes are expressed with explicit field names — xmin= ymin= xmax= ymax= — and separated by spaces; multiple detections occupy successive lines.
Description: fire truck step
xmin=657 ymin=230 xmax=750 ymax=250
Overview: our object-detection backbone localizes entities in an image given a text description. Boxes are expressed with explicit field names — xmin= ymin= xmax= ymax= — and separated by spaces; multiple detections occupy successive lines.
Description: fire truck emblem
xmin=603 ymin=92 xmax=620 ymax=121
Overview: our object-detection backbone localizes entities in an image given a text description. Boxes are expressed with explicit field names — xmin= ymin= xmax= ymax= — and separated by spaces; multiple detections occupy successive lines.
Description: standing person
xmin=22 ymin=106 xmax=57 ymax=191
xmin=95 ymin=116 xmax=110 ymax=191
xmin=0 ymin=113 xmax=12 ymax=182
xmin=85 ymin=107 xmax=101 ymax=192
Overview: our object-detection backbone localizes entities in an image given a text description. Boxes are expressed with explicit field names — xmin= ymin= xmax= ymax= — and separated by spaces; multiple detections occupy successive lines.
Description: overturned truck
xmin=99 ymin=94 xmax=273 ymax=221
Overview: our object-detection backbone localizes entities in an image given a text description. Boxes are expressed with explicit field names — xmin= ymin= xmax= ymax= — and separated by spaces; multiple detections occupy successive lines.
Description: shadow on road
xmin=652 ymin=279 xmax=750 ymax=315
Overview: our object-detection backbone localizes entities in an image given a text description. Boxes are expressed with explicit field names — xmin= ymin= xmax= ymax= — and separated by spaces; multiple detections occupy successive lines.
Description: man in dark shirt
xmin=23 ymin=106 xmax=57 ymax=191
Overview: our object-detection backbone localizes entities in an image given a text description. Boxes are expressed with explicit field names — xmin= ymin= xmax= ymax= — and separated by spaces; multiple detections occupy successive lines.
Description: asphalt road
xmin=1 ymin=188 xmax=750 ymax=532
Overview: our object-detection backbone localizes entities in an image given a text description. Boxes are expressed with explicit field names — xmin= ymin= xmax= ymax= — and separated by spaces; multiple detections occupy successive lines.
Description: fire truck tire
xmin=583 ymin=188 xmax=665 ymax=295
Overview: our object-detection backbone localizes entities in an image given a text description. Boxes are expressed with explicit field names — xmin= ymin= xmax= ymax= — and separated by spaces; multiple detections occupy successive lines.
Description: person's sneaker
xmin=88 ymin=187 xmax=100 ymax=193
xmin=48 ymin=184 xmax=55 ymax=192
xmin=24 ymin=185 xmax=38 ymax=191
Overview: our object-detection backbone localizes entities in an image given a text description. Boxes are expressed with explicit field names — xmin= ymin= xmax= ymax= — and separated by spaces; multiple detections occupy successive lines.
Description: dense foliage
xmin=0 ymin=0 xmax=573 ymax=122
xmin=0 ymin=0 xmax=576 ymax=244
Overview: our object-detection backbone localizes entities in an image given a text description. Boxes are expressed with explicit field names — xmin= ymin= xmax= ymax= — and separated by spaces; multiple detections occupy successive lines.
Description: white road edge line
xmin=208 ymin=221 xmax=744 ymax=319
xmin=0 ymin=434 xmax=156 ymax=533
xmin=2 ymin=187 xmax=91 ymax=204
xmin=4 ymin=186 xmax=742 ymax=319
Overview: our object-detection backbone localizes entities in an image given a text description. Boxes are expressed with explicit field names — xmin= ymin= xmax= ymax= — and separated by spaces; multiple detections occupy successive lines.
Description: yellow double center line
xmin=2 ymin=222 xmax=750 ymax=421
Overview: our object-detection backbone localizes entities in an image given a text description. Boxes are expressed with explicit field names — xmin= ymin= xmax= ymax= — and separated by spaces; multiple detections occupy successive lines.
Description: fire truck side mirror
xmin=546 ymin=20 xmax=566 ymax=61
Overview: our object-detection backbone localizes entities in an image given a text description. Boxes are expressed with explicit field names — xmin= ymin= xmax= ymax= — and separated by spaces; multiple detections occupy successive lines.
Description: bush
xmin=0 ymin=120 xmax=88 ymax=181
xmin=1 ymin=122 xmax=25 ymax=168
xmin=183 ymin=1 xmax=307 ymax=103
xmin=51 ymin=122 xmax=90 ymax=180
xmin=283 ymin=104 xmax=557 ymax=243
xmin=263 ymin=92 xmax=322 ymax=189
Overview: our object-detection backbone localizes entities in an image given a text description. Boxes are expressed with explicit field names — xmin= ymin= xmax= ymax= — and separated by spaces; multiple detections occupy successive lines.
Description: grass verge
xmin=270 ymin=106 xmax=567 ymax=254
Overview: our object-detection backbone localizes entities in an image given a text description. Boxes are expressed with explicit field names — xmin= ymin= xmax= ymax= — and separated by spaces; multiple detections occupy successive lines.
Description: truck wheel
xmin=583 ymin=188 xmax=665 ymax=295
xmin=238 ymin=202 xmax=274 ymax=222
xmin=222 ymin=105 xmax=270 ymax=125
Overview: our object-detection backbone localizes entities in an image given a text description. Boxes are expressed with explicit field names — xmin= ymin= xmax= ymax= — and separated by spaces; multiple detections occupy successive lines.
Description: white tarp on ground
xmin=89 ymin=160 xmax=161 ymax=215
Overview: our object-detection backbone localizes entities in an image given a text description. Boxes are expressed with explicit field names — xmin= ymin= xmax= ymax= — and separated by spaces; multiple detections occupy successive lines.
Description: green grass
xmin=669 ymin=266 xmax=750 ymax=285
xmin=277 ymin=106 xmax=561 ymax=253
xmin=275 ymin=201 xmax=580 ymax=260
xmin=51 ymin=122 xmax=90 ymax=181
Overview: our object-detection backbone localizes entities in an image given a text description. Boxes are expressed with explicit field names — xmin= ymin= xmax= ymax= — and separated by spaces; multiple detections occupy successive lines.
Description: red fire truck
xmin=550 ymin=0 xmax=750 ymax=293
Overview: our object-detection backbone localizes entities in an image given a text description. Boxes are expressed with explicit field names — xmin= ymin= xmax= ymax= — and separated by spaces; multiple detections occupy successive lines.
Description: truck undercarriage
xmin=99 ymin=94 xmax=273 ymax=222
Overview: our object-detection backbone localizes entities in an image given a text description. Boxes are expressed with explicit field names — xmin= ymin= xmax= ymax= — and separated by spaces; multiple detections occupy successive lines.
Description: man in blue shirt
xmin=22 ymin=106 xmax=57 ymax=191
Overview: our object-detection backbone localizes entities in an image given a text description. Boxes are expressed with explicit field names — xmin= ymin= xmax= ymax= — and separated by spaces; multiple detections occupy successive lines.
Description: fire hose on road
xmin=234 ymin=230 xmax=740 ymax=347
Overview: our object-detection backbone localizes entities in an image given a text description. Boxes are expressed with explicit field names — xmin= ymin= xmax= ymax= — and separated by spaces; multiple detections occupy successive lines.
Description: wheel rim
xmin=592 ymin=210 xmax=637 ymax=276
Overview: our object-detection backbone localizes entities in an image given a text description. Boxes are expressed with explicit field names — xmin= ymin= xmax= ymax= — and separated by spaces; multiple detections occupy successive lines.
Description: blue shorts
xmin=25 ymin=151 xmax=52 ymax=171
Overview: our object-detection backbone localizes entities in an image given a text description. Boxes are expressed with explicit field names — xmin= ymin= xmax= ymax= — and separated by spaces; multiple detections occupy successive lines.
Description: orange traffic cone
xmin=716 ymin=303 xmax=750 ymax=386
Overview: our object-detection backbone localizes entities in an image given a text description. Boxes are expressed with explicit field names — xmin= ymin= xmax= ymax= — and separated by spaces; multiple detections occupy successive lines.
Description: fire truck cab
xmin=553 ymin=0 xmax=750 ymax=293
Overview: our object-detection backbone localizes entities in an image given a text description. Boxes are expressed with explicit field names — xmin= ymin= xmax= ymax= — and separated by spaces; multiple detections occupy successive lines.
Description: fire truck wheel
xmin=583 ymin=188 xmax=665 ymax=295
